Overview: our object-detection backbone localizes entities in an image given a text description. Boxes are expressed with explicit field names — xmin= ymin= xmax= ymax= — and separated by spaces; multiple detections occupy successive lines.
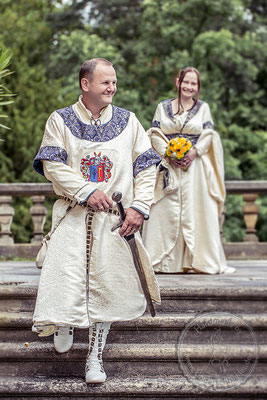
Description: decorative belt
xmin=59 ymin=195 xmax=119 ymax=216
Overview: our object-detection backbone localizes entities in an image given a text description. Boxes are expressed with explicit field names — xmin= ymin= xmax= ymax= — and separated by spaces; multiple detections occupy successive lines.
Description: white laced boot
xmin=85 ymin=322 xmax=111 ymax=383
xmin=54 ymin=326 xmax=74 ymax=353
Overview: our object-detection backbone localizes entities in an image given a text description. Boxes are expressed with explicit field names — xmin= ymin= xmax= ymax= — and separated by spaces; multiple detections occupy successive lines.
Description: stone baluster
xmin=219 ymin=205 xmax=226 ymax=243
xmin=242 ymin=193 xmax=259 ymax=242
xmin=0 ymin=196 xmax=15 ymax=245
xmin=30 ymin=195 xmax=47 ymax=243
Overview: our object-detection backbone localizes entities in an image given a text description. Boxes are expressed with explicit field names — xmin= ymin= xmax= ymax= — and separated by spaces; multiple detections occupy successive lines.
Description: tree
xmin=0 ymin=48 xmax=14 ymax=131
xmin=87 ymin=0 xmax=267 ymax=241
xmin=0 ymin=0 xmax=63 ymax=183
xmin=47 ymin=28 xmax=125 ymax=105
xmin=1 ymin=0 xmax=266 ymax=242
xmin=0 ymin=0 xmax=63 ymax=243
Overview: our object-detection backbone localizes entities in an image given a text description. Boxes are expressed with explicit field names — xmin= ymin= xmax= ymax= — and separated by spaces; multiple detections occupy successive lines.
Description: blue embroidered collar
xmin=162 ymin=99 xmax=203 ymax=126
xmin=56 ymin=105 xmax=130 ymax=142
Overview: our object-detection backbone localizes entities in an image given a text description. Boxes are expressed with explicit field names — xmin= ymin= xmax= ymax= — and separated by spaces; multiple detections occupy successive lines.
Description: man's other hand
xmin=118 ymin=208 xmax=144 ymax=237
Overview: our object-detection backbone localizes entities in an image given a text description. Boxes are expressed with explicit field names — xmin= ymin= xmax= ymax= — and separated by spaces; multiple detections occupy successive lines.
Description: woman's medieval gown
xmin=142 ymin=99 xmax=235 ymax=274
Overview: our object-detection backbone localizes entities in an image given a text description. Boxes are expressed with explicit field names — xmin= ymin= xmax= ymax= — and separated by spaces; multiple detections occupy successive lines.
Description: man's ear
xmin=81 ymin=78 xmax=89 ymax=92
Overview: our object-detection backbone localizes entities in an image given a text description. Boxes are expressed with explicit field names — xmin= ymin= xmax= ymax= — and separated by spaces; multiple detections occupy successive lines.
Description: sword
xmin=112 ymin=191 xmax=156 ymax=317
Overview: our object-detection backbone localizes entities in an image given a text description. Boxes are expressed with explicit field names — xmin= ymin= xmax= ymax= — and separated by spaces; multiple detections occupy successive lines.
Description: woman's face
xmin=176 ymin=71 xmax=198 ymax=100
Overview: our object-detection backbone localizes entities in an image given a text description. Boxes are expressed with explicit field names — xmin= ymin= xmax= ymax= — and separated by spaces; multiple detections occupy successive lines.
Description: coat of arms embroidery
xmin=80 ymin=152 xmax=113 ymax=183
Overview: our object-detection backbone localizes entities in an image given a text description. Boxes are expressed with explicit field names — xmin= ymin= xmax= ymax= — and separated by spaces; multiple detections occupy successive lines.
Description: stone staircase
xmin=0 ymin=260 xmax=267 ymax=399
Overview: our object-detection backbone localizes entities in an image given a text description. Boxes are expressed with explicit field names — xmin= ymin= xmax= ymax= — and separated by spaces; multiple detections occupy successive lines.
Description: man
xmin=33 ymin=58 xmax=161 ymax=383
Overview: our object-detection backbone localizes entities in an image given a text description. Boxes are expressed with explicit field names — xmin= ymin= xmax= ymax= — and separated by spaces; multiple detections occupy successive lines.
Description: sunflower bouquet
xmin=165 ymin=136 xmax=192 ymax=170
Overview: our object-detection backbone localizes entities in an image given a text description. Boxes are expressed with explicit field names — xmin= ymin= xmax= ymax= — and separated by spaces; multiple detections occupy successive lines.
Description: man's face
xmin=83 ymin=64 xmax=117 ymax=109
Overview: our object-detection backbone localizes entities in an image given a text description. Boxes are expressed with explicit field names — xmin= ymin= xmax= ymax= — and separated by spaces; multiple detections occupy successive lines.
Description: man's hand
xmin=118 ymin=208 xmax=144 ymax=237
xmin=86 ymin=189 xmax=113 ymax=212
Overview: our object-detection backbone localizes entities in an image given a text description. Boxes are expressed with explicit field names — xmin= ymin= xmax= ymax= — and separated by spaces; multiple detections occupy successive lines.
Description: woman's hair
xmin=176 ymin=66 xmax=201 ymax=115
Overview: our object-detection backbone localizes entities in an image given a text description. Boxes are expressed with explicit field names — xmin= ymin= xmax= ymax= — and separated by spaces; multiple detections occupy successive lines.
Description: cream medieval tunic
xmin=142 ymin=99 xmax=235 ymax=274
xmin=33 ymin=97 xmax=161 ymax=332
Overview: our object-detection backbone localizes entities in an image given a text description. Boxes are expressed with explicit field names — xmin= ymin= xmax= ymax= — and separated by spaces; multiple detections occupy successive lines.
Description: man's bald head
xmin=79 ymin=58 xmax=113 ymax=88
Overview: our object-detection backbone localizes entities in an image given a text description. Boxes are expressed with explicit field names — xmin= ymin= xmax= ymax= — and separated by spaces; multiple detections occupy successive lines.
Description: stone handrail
xmin=0 ymin=181 xmax=267 ymax=259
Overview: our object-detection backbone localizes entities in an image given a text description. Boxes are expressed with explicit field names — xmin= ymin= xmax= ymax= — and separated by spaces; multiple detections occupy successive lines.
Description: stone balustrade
xmin=0 ymin=182 xmax=267 ymax=260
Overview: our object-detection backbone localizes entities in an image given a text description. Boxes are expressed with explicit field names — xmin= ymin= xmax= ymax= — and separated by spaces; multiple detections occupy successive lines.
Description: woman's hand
xmin=182 ymin=148 xmax=198 ymax=168
xmin=168 ymin=148 xmax=198 ymax=169
xmin=170 ymin=159 xmax=184 ymax=168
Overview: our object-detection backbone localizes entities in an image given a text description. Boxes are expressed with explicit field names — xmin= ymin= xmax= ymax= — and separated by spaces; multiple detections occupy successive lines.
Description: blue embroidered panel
xmin=152 ymin=120 xmax=161 ymax=128
xmin=33 ymin=146 xmax=67 ymax=176
xmin=165 ymin=133 xmax=201 ymax=146
xmin=56 ymin=105 xmax=130 ymax=142
xmin=133 ymin=148 xmax=161 ymax=178
xmin=203 ymin=121 xmax=214 ymax=130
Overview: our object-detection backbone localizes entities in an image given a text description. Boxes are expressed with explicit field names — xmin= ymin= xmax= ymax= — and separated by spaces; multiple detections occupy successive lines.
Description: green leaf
xmin=0 ymin=100 xmax=14 ymax=106
xmin=0 ymin=93 xmax=16 ymax=97
xmin=0 ymin=122 xmax=10 ymax=129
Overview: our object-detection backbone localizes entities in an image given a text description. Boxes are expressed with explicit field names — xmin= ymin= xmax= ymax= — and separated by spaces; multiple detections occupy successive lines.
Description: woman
xmin=142 ymin=67 xmax=235 ymax=274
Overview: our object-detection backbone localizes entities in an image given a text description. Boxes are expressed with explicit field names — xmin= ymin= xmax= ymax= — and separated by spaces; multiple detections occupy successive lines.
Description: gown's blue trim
xmin=152 ymin=120 xmax=161 ymax=128
xmin=56 ymin=105 xmax=130 ymax=142
xmin=203 ymin=121 xmax=214 ymax=130
xmin=33 ymin=146 xmax=67 ymax=176
xmin=162 ymin=99 xmax=175 ymax=120
xmin=162 ymin=99 xmax=204 ymax=127
xmin=133 ymin=148 xmax=162 ymax=178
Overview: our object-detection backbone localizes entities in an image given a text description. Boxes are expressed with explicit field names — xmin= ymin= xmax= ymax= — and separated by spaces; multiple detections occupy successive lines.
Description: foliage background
xmin=0 ymin=0 xmax=266 ymax=243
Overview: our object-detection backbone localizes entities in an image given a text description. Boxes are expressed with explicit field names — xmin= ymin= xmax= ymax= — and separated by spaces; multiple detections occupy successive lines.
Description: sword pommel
xmin=112 ymin=191 xmax=122 ymax=203
xmin=112 ymin=191 xmax=126 ymax=221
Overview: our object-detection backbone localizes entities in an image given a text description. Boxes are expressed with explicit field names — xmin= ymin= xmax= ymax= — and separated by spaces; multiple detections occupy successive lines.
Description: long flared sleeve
xmin=194 ymin=103 xmax=213 ymax=156
xmin=200 ymin=129 xmax=226 ymax=214
xmin=147 ymin=104 xmax=169 ymax=157
xmin=194 ymin=103 xmax=226 ymax=213
xmin=147 ymin=103 xmax=182 ymax=203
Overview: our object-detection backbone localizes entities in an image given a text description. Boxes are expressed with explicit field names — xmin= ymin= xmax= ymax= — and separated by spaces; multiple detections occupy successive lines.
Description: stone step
xmin=1 ymin=312 xmax=267 ymax=344
xmin=1 ymin=262 xmax=266 ymax=398
xmin=1 ymin=283 xmax=267 ymax=313
xmin=0 ymin=374 xmax=266 ymax=399
xmin=0 ymin=341 xmax=265 ymax=377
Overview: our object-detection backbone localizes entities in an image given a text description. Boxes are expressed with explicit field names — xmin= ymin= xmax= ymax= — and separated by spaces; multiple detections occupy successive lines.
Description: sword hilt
xmin=112 ymin=191 xmax=134 ymax=240
xmin=112 ymin=191 xmax=126 ymax=221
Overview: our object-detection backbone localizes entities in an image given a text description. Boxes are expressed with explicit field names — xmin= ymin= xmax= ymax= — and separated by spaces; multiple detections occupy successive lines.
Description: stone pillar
xmin=0 ymin=196 xmax=14 ymax=245
xmin=243 ymin=193 xmax=259 ymax=242
xmin=30 ymin=195 xmax=47 ymax=243
xmin=219 ymin=205 xmax=226 ymax=243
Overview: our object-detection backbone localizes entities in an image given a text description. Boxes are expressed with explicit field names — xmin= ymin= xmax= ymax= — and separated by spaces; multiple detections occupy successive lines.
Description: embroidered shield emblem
xmin=80 ymin=152 xmax=113 ymax=183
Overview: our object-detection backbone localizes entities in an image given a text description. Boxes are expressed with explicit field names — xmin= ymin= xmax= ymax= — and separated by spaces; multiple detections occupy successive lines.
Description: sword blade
xmin=126 ymin=237 xmax=156 ymax=317
xmin=111 ymin=191 xmax=156 ymax=318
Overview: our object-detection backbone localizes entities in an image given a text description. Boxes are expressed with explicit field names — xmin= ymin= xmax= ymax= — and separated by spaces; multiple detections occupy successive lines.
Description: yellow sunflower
xmin=166 ymin=148 xmax=172 ymax=157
